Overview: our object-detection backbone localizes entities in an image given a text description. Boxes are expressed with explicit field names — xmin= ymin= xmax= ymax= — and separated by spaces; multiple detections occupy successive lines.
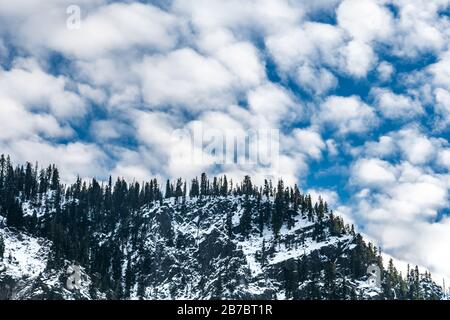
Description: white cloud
xmin=362 ymin=127 xmax=445 ymax=166
xmin=136 ymin=48 xmax=235 ymax=111
xmin=196 ymin=30 xmax=266 ymax=88
xmin=291 ymin=127 xmax=326 ymax=160
xmin=340 ymin=40 xmax=377 ymax=77
xmin=434 ymin=88 xmax=450 ymax=124
xmin=173 ymin=0 xmax=303 ymax=36
xmin=428 ymin=51 xmax=450 ymax=90
xmin=395 ymin=127 xmax=438 ymax=165
xmin=317 ymin=95 xmax=378 ymax=135
xmin=4 ymin=2 xmax=180 ymax=59
xmin=266 ymin=22 xmax=344 ymax=73
xmin=391 ymin=0 xmax=449 ymax=57
xmin=352 ymin=158 xmax=397 ymax=187
xmin=348 ymin=124 xmax=450 ymax=277
xmin=212 ymin=41 xmax=266 ymax=88
xmin=437 ymin=148 xmax=450 ymax=169
xmin=0 ymin=96 xmax=73 ymax=140
xmin=0 ymin=61 xmax=86 ymax=119
xmin=351 ymin=163 xmax=450 ymax=276
xmin=337 ymin=0 xmax=393 ymax=43
xmin=377 ymin=61 xmax=395 ymax=82
xmin=363 ymin=135 xmax=397 ymax=158
xmin=325 ymin=139 xmax=339 ymax=157
xmin=296 ymin=64 xmax=337 ymax=95
xmin=371 ymin=87 xmax=423 ymax=119
xmin=90 ymin=119 xmax=131 ymax=142
xmin=247 ymin=83 xmax=300 ymax=125
xmin=335 ymin=0 xmax=393 ymax=77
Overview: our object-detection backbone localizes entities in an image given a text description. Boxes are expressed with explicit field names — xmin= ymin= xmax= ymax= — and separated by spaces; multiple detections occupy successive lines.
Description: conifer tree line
xmin=0 ymin=154 xmax=441 ymax=299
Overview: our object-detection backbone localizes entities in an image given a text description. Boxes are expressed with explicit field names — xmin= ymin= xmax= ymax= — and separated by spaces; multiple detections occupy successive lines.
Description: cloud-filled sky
xmin=0 ymin=0 xmax=449 ymax=281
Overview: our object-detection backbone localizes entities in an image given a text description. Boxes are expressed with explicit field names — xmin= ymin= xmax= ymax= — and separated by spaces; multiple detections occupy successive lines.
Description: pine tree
xmin=24 ymin=162 xmax=34 ymax=199
xmin=165 ymin=179 xmax=172 ymax=199
xmin=0 ymin=154 xmax=6 ymax=197
xmin=306 ymin=195 xmax=313 ymax=222
xmin=263 ymin=179 xmax=270 ymax=199
xmin=190 ymin=178 xmax=200 ymax=198
xmin=261 ymin=239 xmax=267 ymax=266
xmin=182 ymin=181 xmax=187 ymax=203
xmin=174 ymin=178 xmax=183 ymax=202
xmin=242 ymin=176 xmax=252 ymax=196
xmin=200 ymin=173 xmax=209 ymax=197
xmin=226 ymin=211 xmax=233 ymax=239
xmin=124 ymin=257 xmax=134 ymax=298
xmin=272 ymin=180 xmax=285 ymax=236
xmin=0 ymin=234 xmax=4 ymax=260
xmin=258 ymin=194 xmax=264 ymax=236
xmin=240 ymin=194 xmax=252 ymax=237
xmin=325 ymin=261 xmax=337 ymax=299
xmin=50 ymin=166 xmax=60 ymax=191
xmin=384 ymin=258 xmax=396 ymax=299
xmin=221 ymin=175 xmax=228 ymax=197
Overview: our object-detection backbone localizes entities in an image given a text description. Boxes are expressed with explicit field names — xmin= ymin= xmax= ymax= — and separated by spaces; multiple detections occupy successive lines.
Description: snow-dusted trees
xmin=0 ymin=234 xmax=4 ymax=260
xmin=0 ymin=154 xmax=443 ymax=300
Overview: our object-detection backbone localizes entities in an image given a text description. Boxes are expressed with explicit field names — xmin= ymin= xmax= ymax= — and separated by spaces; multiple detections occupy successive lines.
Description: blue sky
xmin=0 ymin=0 xmax=450 ymax=280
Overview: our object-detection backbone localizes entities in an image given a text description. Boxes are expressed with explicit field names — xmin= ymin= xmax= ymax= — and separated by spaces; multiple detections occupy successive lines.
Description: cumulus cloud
xmin=136 ymin=48 xmax=236 ymax=111
xmin=336 ymin=0 xmax=393 ymax=43
xmin=394 ymin=127 xmax=441 ymax=165
xmin=247 ymin=83 xmax=300 ymax=125
xmin=371 ymin=87 xmax=424 ymax=119
xmin=266 ymin=21 xmax=344 ymax=73
xmin=437 ymin=148 xmax=450 ymax=169
xmin=350 ymin=161 xmax=449 ymax=276
xmin=361 ymin=126 xmax=446 ymax=165
xmin=352 ymin=158 xmax=397 ymax=187
xmin=0 ymin=96 xmax=73 ymax=140
xmin=0 ymin=60 xmax=86 ymax=119
xmin=377 ymin=61 xmax=395 ymax=82
xmin=390 ymin=0 xmax=449 ymax=57
xmin=335 ymin=0 xmax=393 ymax=77
xmin=362 ymin=135 xmax=397 ymax=158
xmin=316 ymin=95 xmax=378 ymax=135
xmin=173 ymin=0 xmax=303 ymax=36
xmin=1 ymin=2 xmax=180 ymax=59
xmin=348 ymin=124 xmax=450 ymax=277
xmin=434 ymin=88 xmax=450 ymax=124
xmin=291 ymin=127 xmax=326 ymax=160
xmin=340 ymin=40 xmax=377 ymax=77
xmin=428 ymin=50 xmax=450 ymax=89
xmin=296 ymin=64 xmax=337 ymax=95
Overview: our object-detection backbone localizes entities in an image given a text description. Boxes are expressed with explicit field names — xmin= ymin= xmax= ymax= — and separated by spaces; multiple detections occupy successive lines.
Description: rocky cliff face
xmin=0 ymin=195 xmax=442 ymax=300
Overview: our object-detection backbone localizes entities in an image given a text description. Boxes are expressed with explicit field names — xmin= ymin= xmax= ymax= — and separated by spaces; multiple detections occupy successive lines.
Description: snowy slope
xmin=0 ymin=227 xmax=104 ymax=300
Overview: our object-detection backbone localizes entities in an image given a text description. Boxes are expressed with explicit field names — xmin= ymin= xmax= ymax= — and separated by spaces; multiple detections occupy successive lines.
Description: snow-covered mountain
xmin=0 ymin=193 xmax=442 ymax=300
xmin=0 ymin=157 xmax=443 ymax=299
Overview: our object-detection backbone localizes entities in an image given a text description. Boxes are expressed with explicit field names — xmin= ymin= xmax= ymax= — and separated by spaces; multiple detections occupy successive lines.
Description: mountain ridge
xmin=0 ymin=155 xmax=443 ymax=300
